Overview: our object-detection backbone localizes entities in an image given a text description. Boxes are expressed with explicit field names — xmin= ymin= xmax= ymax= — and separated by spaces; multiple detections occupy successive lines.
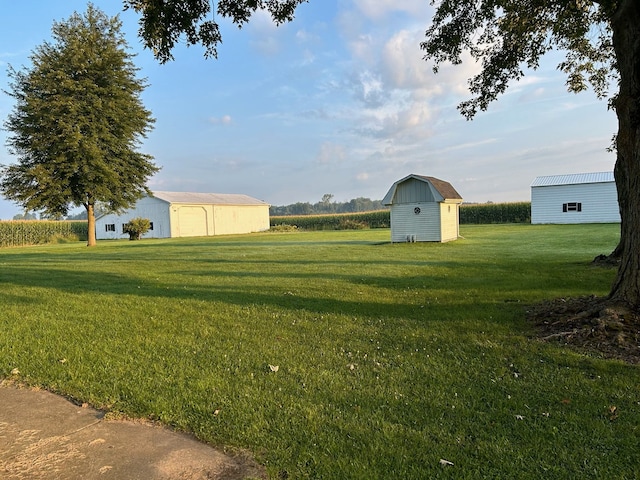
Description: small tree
xmin=123 ymin=217 xmax=151 ymax=240
xmin=1 ymin=4 xmax=158 ymax=247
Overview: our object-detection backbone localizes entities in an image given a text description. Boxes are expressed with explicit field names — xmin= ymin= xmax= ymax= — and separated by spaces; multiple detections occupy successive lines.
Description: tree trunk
xmin=608 ymin=0 xmax=640 ymax=308
xmin=86 ymin=203 xmax=97 ymax=247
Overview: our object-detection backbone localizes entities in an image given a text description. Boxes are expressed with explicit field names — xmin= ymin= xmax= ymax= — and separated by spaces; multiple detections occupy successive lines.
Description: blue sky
xmin=0 ymin=0 xmax=617 ymax=219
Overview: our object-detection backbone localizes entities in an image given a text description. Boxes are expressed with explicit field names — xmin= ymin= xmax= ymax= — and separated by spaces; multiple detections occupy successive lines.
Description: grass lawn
xmin=1 ymin=224 xmax=639 ymax=479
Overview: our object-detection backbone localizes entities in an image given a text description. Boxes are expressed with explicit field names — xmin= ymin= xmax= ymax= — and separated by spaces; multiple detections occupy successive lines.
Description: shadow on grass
xmin=0 ymin=261 xmax=527 ymax=327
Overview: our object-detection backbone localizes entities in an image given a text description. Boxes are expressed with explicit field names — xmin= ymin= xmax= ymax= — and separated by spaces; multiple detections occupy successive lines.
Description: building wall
xmin=168 ymin=203 xmax=270 ymax=237
xmin=96 ymin=198 xmax=270 ymax=240
xmin=213 ymin=205 xmax=270 ymax=235
xmin=531 ymin=182 xmax=620 ymax=224
xmin=390 ymin=203 xmax=442 ymax=242
xmin=95 ymin=197 xmax=171 ymax=240
xmin=170 ymin=205 xmax=209 ymax=237
xmin=439 ymin=202 xmax=460 ymax=242
xmin=393 ymin=178 xmax=440 ymax=204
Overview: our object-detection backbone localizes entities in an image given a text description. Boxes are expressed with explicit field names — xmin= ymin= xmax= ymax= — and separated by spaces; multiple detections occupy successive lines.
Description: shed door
xmin=177 ymin=206 xmax=208 ymax=237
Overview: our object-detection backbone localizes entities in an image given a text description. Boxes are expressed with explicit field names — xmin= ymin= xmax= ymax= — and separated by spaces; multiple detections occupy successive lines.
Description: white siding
xmin=393 ymin=178 xmax=442 ymax=203
xmin=213 ymin=205 xmax=270 ymax=235
xmin=439 ymin=203 xmax=460 ymax=242
xmin=95 ymin=197 xmax=171 ymax=240
xmin=390 ymin=203 xmax=441 ymax=242
xmin=95 ymin=193 xmax=270 ymax=240
xmin=176 ymin=206 xmax=209 ymax=237
xmin=531 ymin=182 xmax=620 ymax=224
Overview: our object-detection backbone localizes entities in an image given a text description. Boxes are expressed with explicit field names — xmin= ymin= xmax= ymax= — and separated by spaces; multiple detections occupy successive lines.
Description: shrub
xmin=338 ymin=219 xmax=368 ymax=230
xmin=269 ymin=224 xmax=299 ymax=232
xmin=123 ymin=217 xmax=151 ymax=240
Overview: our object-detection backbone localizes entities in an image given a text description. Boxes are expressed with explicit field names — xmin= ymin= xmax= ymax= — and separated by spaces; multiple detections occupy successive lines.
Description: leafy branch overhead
xmin=123 ymin=0 xmax=308 ymax=63
xmin=421 ymin=0 xmax=618 ymax=119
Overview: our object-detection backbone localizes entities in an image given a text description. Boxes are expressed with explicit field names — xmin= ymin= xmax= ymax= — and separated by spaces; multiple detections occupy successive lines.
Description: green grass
xmin=2 ymin=224 xmax=639 ymax=479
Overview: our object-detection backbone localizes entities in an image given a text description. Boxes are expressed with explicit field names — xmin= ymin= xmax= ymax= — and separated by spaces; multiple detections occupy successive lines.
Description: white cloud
xmin=316 ymin=142 xmax=347 ymax=165
xmin=352 ymin=0 xmax=427 ymax=21
xmin=209 ymin=115 xmax=232 ymax=125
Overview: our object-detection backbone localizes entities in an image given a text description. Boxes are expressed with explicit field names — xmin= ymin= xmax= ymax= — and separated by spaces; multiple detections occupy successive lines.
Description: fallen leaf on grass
xmin=439 ymin=459 xmax=454 ymax=467
xmin=10 ymin=368 xmax=19 ymax=375
xmin=609 ymin=406 xmax=619 ymax=421
xmin=269 ymin=364 xmax=279 ymax=372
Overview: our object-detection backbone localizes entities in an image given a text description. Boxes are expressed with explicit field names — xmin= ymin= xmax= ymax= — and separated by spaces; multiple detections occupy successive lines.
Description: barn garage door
xmin=177 ymin=207 xmax=208 ymax=237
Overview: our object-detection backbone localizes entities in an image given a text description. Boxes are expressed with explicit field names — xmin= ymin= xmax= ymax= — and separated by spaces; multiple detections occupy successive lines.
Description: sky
xmin=0 ymin=0 xmax=618 ymax=220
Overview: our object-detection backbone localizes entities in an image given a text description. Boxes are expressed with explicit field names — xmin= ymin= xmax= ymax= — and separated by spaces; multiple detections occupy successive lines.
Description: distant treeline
xmin=270 ymin=196 xmax=386 ymax=216
xmin=271 ymin=202 xmax=531 ymax=230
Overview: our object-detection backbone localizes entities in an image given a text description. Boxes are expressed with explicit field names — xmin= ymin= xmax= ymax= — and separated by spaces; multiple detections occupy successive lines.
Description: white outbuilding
xmin=530 ymin=172 xmax=620 ymax=224
xmin=382 ymin=174 xmax=463 ymax=243
xmin=96 ymin=191 xmax=270 ymax=240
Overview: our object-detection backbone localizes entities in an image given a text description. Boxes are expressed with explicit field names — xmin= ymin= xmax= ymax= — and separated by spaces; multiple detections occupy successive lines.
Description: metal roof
xmin=151 ymin=191 xmax=269 ymax=206
xmin=530 ymin=172 xmax=614 ymax=188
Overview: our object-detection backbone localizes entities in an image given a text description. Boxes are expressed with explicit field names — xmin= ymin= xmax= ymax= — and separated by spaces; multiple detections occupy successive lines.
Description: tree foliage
xmin=1 ymin=4 xmax=158 ymax=246
xmin=421 ymin=0 xmax=618 ymax=119
xmin=123 ymin=0 xmax=308 ymax=63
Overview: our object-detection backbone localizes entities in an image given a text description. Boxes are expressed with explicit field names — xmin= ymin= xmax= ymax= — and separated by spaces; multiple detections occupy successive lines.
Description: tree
xmin=1 ymin=4 xmax=158 ymax=246
xmin=420 ymin=0 xmax=639 ymax=309
xmin=12 ymin=212 xmax=37 ymax=221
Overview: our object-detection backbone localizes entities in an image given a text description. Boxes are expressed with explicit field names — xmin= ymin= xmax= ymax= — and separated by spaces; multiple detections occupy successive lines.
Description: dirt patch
xmin=527 ymin=294 xmax=640 ymax=364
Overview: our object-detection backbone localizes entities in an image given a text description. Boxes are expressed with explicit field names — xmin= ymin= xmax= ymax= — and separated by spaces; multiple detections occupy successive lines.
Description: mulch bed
xmin=527 ymin=294 xmax=640 ymax=364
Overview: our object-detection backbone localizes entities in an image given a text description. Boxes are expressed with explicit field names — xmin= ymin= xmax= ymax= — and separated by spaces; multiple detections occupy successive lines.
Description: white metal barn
xmin=382 ymin=174 xmax=463 ymax=243
xmin=96 ymin=191 xmax=270 ymax=240
xmin=530 ymin=172 xmax=620 ymax=224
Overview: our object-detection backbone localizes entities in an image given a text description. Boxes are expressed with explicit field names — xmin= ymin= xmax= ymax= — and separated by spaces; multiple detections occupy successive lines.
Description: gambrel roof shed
xmin=383 ymin=175 xmax=462 ymax=205
xmin=383 ymin=174 xmax=463 ymax=243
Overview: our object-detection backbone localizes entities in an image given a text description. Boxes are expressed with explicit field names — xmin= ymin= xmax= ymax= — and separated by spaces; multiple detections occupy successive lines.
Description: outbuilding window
xmin=149 ymin=222 xmax=154 ymax=231
xmin=562 ymin=202 xmax=582 ymax=212
xmin=105 ymin=224 xmax=115 ymax=232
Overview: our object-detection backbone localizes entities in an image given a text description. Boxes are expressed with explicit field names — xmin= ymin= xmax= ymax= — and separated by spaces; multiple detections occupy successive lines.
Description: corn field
xmin=270 ymin=210 xmax=390 ymax=231
xmin=459 ymin=202 xmax=531 ymax=224
xmin=0 ymin=221 xmax=88 ymax=248
xmin=270 ymin=202 xmax=531 ymax=230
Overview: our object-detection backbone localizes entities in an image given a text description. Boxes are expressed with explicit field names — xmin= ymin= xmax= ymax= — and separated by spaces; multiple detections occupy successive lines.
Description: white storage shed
xmin=530 ymin=172 xmax=620 ymax=224
xmin=96 ymin=191 xmax=270 ymax=240
xmin=382 ymin=174 xmax=463 ymax=243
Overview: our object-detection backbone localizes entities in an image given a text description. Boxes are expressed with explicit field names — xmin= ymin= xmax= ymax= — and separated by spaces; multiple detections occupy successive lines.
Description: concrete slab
xmin=0 ymin=384 xmax=265 ymax=480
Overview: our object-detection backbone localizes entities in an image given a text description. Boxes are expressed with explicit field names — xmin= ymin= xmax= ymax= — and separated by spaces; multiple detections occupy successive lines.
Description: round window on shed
xmin=414 ymin=207 xmax=421 ymax=215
